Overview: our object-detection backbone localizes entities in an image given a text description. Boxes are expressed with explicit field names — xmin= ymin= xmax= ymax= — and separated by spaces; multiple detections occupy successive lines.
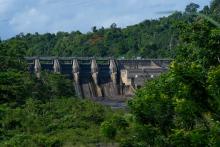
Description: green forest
xmin=0 ymin=0 xmax=220 ymax=146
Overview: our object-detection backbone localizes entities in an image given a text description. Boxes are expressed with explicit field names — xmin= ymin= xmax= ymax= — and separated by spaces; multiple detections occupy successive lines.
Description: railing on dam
xmin=25 ymin=57 xmax=172 ymax=99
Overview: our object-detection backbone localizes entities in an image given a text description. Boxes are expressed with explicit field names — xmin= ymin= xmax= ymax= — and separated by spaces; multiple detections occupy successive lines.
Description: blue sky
xmin=0 ymin=0 xmax=211 ymax=39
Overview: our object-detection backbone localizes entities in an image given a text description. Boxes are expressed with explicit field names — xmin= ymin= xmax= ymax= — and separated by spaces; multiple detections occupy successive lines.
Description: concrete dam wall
xmin=25 ymin=57 xmax=171 ymax=99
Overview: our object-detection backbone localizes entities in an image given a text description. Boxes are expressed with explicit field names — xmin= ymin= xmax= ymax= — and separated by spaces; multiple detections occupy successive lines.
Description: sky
xmin=0 ymin=0 xmax=212 ymax=39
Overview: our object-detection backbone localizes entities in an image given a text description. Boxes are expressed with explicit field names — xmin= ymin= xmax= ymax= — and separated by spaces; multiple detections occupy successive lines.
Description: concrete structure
xmin=25 ymin=57 xmax=171 ymax=98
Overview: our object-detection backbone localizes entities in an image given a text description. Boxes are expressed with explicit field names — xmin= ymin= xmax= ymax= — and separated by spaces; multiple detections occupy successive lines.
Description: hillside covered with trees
xmin=0 ymin=0 xmax=220 ymax=146
xmin=1 ymin=2 xmax=216 ymax=58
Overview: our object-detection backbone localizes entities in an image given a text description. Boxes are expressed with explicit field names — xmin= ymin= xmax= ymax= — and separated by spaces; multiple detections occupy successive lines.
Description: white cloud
xmin=0 ymin=0 xmax=15 ymax=15
xmin=9 ymin=8 xmax=49 ymax=33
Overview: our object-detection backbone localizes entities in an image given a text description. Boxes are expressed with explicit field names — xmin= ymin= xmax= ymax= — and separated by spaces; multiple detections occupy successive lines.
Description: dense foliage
xmin=0 ymin=98 xmax=114 ymax=146
xmin=1 ymin=0 xmax=220 ymax=146
xmin=100 ymin=1 xmax=220 ymax=146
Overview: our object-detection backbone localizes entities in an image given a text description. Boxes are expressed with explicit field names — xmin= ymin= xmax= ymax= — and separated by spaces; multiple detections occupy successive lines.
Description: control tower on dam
xmin=25 ymin=57 xmax=171 ymax=99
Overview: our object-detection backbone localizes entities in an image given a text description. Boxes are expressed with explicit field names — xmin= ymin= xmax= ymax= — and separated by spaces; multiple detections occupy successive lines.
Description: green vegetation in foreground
xmin=0 ymin=0 xmax=220 ymax=146
xmin=0 ymin=98 xmax=119 ymax=146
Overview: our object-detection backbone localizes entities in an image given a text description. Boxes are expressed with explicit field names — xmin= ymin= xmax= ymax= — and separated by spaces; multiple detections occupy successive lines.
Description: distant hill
xmin=2 ymin=2 xmax=218 ymax=58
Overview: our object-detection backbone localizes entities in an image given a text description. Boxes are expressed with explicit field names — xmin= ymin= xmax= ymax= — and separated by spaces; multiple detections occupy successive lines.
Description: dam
xmin=25 ymin=57 xmax=171 ymax=99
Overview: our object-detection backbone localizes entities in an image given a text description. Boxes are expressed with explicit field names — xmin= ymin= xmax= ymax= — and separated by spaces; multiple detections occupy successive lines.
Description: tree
xmin=201 ymin=5 xmax=210 ymax=15
xmin=101 ymin=121 xmax=117 ymax=140
xmin=207 ymin=65 xmax=220 ymax=115
xmin=185 ymin=3 xmax=200 ymax=13
xmin=0 ymin=71 xmax=33 ymax=105
xmin=0 ymin=42 xmax=27 ymax=72
xmin=32 ymin=72 xmax=75 ymax=100
xmin=110 ymin=23 xmax=117 ymax=29
xmin=0 ymin=40 xmax=33 ymax=105
xmin=92 ymin=26 xmax=97 ymax=33
xmin=210 ymin=0 xmax=220 ymax=14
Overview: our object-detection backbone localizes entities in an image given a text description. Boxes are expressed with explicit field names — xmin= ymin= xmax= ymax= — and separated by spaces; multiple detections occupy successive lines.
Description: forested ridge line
xmin=1 ymin=2 xmax=218 ymax=58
